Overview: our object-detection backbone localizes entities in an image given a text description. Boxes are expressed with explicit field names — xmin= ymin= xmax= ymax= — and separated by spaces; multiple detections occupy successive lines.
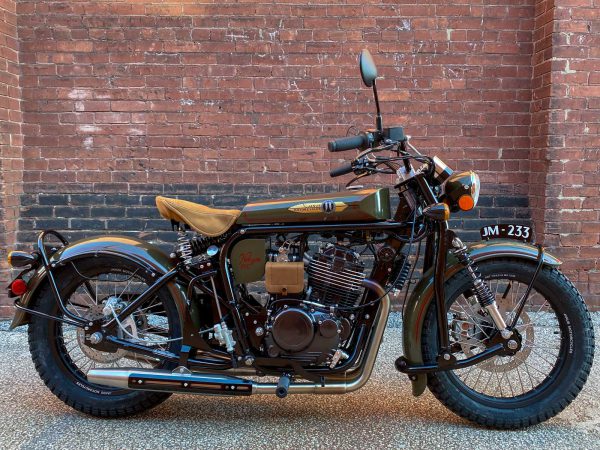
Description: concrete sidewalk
xmin=1 ymin=317 xmax=599 ymax=449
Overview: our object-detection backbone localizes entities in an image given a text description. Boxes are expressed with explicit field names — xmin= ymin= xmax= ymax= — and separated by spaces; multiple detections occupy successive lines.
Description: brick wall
xmin=544 ymin=0 xmax=600 ymax=305
xmin=0 ymin=1 xmax=598 ymax=316
xmin=16 ymin=1 xmax=534 ymax=241
xmin=0 ymin=0 xmax=21 ymax=318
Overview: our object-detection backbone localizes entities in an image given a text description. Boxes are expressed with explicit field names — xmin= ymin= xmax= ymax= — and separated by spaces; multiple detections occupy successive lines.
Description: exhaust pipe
xmin=88 ymin=279 xmax=390 ymax=397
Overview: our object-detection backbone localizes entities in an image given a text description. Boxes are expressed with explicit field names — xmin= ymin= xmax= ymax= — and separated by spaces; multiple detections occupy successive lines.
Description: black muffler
xmin=87 ymin=368 xmax=253 ymax=396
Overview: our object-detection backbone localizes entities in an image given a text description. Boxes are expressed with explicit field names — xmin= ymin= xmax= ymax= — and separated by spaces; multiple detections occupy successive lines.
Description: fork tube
xmin=434 ymin=221 xmax=450 ymax=351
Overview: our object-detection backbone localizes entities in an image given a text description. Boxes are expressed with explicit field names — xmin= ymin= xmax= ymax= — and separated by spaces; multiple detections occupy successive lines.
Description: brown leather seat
xmin=155 ymin=196 xmax=241 ymax=237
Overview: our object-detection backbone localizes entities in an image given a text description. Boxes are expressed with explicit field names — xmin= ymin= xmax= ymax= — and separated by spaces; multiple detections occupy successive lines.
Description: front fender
xmin=9 ymin=235 xmax=186 ymax=330
xmin=402 ymin=239 xmax=561 ymax=396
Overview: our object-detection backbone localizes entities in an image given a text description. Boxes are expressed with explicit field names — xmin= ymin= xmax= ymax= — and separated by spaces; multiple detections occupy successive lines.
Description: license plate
xmin=480 ymin=224 xmax=534 ymax=243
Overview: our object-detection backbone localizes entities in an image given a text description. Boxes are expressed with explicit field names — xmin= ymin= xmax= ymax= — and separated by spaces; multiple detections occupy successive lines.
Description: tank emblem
xmin=288 ymin=201 xmax=347 ymax=214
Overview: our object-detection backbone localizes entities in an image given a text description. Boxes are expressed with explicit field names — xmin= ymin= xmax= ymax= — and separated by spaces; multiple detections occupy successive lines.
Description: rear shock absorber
xmin=176 ymin=231 xmax=194 ymax=266
xmin=450 ymin=236 xmax=510 ymax=338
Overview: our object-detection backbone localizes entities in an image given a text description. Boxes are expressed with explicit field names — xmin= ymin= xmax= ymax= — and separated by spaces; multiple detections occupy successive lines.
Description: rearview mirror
xmin=359 ymin=49 xmax=378 ymax=88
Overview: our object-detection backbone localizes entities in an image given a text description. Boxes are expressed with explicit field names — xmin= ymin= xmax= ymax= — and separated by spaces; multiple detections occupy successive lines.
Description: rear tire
xmin=28 ymin=256 xmax=182 ymax=417
xmin=422 ymin=258 xmax=595 ymax=429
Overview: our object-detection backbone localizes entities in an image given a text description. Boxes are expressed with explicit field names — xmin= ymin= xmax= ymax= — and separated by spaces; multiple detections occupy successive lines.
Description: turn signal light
xmin=7 ymin=250 xmax=38 ymax=268
xmin=10 ymin=278 xmax=28 ymax=296
xmin=423 ymin=203 xmax=450 ymax=221
xmin=458 ymin=195 xmax=475 ymax=211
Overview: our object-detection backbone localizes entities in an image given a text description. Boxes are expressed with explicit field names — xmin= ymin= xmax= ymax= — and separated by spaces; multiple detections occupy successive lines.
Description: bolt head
xmin=89 ymin=332 xmax=103 ymax=344
xmin=443 ymin=353 xmax=451 ymax=361
xmin=508 ymin=340 xmax=518 ymax=350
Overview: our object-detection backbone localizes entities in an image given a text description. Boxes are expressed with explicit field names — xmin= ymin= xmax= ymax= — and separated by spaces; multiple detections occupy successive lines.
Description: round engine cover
xmin=272 ymin=308 xmax=315 ymax=352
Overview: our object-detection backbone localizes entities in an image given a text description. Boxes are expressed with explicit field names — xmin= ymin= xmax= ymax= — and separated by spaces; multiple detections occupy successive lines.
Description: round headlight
xmin=442 ymin=171 xmax=480 ymax=212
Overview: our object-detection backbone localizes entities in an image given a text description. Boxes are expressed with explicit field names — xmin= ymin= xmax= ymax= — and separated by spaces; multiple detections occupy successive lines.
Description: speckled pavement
xmin=1 ymin=315 xmax=599 ymax=450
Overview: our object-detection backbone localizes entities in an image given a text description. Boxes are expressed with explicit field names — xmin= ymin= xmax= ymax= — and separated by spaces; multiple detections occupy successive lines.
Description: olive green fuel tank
xmin=236 ymin=188 xmax=391 ymax=225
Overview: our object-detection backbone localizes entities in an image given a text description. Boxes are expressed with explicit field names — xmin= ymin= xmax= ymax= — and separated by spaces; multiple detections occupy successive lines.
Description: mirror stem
xmin=372 ymin=81 xmax=382 ymax=132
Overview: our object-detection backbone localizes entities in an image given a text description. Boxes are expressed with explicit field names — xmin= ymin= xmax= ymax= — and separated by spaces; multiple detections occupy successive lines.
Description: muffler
xmin=87 ymin=368 xmax=253 ymax=396
xmin=88 ymin=279 xmax=390 ymax=397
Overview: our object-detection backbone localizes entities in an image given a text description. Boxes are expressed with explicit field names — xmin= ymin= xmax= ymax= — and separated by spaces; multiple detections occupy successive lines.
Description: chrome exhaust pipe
xmin=88 ymin=279 xmax=390 ymax=397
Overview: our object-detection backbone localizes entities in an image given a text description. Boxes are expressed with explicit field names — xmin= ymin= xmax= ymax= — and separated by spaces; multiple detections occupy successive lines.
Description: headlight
xmin=442 ymin=171 xmax=480 ymax=212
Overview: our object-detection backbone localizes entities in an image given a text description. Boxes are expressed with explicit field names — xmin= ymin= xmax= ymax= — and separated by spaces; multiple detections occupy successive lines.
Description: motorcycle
xmin=7 ymin=50 xmax=594 ymax=429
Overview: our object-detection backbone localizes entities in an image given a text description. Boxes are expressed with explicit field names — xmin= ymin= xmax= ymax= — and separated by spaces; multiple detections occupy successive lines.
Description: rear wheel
xmin=422 ymin=258 xmax=595 ymax=429
xmin=28 ymin=256 xmax=182 ymax=417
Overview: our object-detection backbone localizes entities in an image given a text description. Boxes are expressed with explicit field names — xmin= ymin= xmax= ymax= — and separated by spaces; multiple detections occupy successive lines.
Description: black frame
xmin=16 ymin=170 xmax=544 ymax=377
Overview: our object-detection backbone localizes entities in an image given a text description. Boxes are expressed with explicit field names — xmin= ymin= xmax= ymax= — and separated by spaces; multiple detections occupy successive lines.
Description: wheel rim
xmin=447 ymin=276 xmax=563 ymax=400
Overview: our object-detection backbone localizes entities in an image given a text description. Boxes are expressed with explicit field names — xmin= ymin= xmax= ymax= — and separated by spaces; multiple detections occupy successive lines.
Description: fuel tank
xmin=236 ymin=188 xmax=390 ymax=225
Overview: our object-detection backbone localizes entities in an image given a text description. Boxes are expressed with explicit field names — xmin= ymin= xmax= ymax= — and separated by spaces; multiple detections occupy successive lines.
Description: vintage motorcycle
xmin=7 ymin=50 xmax=594 ymax=428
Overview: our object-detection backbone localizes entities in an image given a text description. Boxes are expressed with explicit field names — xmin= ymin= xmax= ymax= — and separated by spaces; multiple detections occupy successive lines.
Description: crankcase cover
xmin=272 ymin=307 xmax=314 ymax=352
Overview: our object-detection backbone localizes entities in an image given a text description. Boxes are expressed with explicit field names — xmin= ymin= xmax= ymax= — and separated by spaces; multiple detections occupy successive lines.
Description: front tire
xmin=422 ymin=258 xmax=595 ymax=429
xmin=27 ymin=256 xmax=182 ymax=417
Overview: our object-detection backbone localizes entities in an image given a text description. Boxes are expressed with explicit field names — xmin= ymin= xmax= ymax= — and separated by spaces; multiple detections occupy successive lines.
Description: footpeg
xmin=276 ymin=374 xmax=291 ymax=398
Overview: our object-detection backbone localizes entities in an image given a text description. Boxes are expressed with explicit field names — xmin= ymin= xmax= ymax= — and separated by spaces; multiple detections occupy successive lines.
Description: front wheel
xmin=422 ymin=258 xmax=595 ymax=429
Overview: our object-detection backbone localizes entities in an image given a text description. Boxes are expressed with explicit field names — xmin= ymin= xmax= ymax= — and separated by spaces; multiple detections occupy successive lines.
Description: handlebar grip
xmin=330 ymin=162 xmax=354 ymax=178
xmin=328 ymin=134 xmax=368 ymax=152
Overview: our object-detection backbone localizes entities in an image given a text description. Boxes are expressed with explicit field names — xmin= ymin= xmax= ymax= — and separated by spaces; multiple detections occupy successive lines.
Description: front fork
xmin=433 ymin=223 xmax=514 ymax=364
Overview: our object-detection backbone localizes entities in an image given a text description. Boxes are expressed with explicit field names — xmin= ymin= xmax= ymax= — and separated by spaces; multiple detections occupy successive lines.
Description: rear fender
xmin=402 ymin=240 xmax=561 ymax=396
xmin=9 ymin=235 xmax=187 ymax=330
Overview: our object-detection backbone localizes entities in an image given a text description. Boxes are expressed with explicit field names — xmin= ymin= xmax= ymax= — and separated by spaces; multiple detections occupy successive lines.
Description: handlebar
xmin=329 ymin=162 xmax=354 ymax=178
xmin=327 ymin=133 xmax=370 ymax=152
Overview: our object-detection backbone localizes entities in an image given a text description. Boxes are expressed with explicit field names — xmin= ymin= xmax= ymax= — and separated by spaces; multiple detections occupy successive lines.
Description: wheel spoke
xmin=444 ymin=278 xmax=562 ymax=399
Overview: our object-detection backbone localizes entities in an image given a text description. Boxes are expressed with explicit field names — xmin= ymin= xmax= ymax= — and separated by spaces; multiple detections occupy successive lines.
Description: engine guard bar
xmin=396 ymin=328 xmax=523 ymax=375
xmin=396 ymin=343 xmax=504 ymax=375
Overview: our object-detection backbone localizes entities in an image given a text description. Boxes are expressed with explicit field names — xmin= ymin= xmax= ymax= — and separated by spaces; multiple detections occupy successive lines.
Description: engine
xmin=264 ymin=304 xmax=350 ymax=364
xmin=262 ymin=243 xmax=365 ymax=365
xmin=307 ymin=244 xmax=366 ymax=308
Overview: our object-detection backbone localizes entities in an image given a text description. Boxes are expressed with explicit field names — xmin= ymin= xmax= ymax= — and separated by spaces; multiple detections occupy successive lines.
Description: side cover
xmin=402 ymin=240 xmax=561 ymax=396
xmin=10 ymin=235 xmax=187 ymax=330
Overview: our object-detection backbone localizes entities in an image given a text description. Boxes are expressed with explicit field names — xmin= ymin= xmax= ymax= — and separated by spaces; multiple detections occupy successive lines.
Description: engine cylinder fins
xmin=307 ymin=244 xmax=367 ymax=308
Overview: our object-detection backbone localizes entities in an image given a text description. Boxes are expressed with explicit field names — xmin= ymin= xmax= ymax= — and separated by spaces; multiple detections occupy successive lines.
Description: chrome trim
xmin=87 ymin=369 xmax=132 ymax=389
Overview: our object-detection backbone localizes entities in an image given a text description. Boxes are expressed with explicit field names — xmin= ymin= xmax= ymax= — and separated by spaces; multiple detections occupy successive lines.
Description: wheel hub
xmin=452 ymin=296 xmax=533 ymax=373
xmin=75 ymin=303 xmax=138 ymax=364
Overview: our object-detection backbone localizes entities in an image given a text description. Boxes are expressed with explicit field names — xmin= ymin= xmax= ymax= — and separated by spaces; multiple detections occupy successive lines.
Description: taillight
xmin=9 ymin=278 xmax=28 ymax=296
